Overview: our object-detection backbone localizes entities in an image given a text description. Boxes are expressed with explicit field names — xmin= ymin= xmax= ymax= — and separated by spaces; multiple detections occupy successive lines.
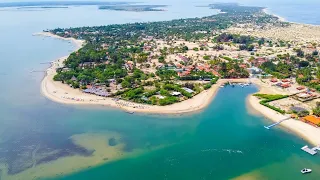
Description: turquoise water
xmin=0 ymin=1 xmax=320 ymax=179
xmin=53 ymin=86 xmax=320 ymax=180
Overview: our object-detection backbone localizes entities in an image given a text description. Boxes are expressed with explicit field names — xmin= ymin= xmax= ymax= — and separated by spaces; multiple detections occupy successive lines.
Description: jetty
xmin=301 ymin=145 xmax=320 ymax=155
xmin=264 ymin=116 xmax=291 ymax=129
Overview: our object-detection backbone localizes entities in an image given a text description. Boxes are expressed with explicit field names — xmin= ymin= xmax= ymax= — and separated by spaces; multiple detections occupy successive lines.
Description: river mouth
xmin=1 ymin=2 xmax=320 ymax=179
xmin=1 ymin=85 xmax=319 ymax=180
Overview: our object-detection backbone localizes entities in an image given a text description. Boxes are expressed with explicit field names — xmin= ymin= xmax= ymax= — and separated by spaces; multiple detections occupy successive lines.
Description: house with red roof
xmin=252 ymin=57 xmax=267 ymax=67
xmin=270 ymin=78 xmax=278 ymax=83
xmin=281 ymin=83 xmax=291 ymax=88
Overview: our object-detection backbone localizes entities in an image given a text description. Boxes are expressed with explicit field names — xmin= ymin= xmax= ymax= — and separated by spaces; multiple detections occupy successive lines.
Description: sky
xmin=0 ymin=0 xmax=319 ymax=6
xmin=0 ymin=0 xmax=319 ymax=3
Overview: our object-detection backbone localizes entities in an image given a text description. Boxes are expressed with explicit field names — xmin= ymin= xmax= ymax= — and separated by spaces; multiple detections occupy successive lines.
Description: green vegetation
xmin=204 ymin=84 xmax=212 ymax=90
xmin=203 ymin=55 xmax=210 ymax=60
xmin=253 ymin=94 xmax=289 ymax=114
xmin=296 ymin=67 xmax=320 ymax=91
xmin=253 ymin=94 xmax=288 ymax=101
xmin=297 ymin=110 xmax=310 ymax=117
xmin=219 ymin=62 xmax=249 ymax=78
xmin=99 ymin=5 xmax=167 ymax=12
xmin=312 ymin=102 xmax=320 ymax=117
xmin=49 ymin=3 xmax=282 ymax=105
xmin=260 ymin=61 xmax=293 ymax=79
xmin=214 ymin=33 xmax=258 ymax=51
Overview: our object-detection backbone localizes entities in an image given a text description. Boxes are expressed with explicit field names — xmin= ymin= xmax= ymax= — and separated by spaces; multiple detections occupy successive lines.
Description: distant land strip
xmin=0 ymin=1 xmax=132 ymax=8
xmin=99 ymin=5 xmax=167 ymax=12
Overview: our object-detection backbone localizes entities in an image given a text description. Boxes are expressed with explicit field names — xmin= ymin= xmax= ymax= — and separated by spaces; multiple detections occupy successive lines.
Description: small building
xmin=247 ymin=67 xmax=262 ymax=74
xmin=80 ymin=62 xmax=95 ymax=68
xmin=212 ymin=70 xmax=221 ymax=77
xmin=252 ymin=57 xmax=267 ymax=67
xmin=297 ymin=93 xmax=311 ymax=99
xmin=61 ymin=67 xmax=71 ymax=72
xmin=171 ymin=91 xmax=181 ymax=96
xmin=182 ymin=87 xmax=194 ymax=94
xmin=281 ymin=83 xmax=291 ymax=88
xmin=297 ymin=86 xmax=305 ymax=90
xmin=303 ymin=115 xmax=320 ymax=126
xmin=270 ymin=78 xmax=278 ymax=83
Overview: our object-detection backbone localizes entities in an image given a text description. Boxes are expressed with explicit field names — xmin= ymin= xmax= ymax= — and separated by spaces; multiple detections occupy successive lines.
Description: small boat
xmin=220 ymin=86 xmax=224 ymax=88
xmin=301 ymin=168 xmax=312 ymax=174
xmin=126 ymin=111 xmax=134 ymax=114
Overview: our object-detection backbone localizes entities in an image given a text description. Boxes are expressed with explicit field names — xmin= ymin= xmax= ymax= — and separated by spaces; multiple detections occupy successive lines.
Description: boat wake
xmin=201 ymin=148 xmax=244 ymax=154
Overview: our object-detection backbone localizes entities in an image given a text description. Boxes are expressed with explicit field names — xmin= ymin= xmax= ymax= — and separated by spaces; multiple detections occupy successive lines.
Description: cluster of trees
xmin=219 ymin=62 xmax=249 ymax=78
xmin=50 ymin=3 xmax=282 ymax=105
xmin=312 ymin=103 xmax=320 ymax=127
xmin=260 ymin=61 xmax=293 ymax=79
xmin=203 ymin=77 xmax=219 ymax=89
xmin=313 ymin=102 xmax=320 ymax=118
xmin=215 ymin=33 xmax=254 ymax=45
xmin=116 ymin=81 xmax=200 ymax=105
xmin=52 ymin=3 xmax=280 ymax=45
xmin=54 ymin=64 xmax=127 ymax=86
xmin=296 ymin=67 xmax=320 ymax=91
xmin=156 ymin=70 xmax=177 ymax=80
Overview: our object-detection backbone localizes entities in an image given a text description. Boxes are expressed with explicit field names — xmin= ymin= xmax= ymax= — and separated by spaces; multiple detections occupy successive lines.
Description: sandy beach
xmin=263 ymin=8 xmax=286 ymax=22
xmin=33 ymin=32 xmax=85 ymax=48
xmin=247 ymin=85 xmax=320 ymax=146
xmin=39 ymin=32 xmax=320 ymax=146
xmin=37 ymin=32 xmax=249 ymax=114
xmin=41 ymin=55 xmax=248 ymax=114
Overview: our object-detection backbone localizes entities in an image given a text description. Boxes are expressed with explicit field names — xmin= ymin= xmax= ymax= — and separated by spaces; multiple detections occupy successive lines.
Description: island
xmin=0 ymin=1 xmax=131 ymax=8
xmin=99 ymin=5 xmax=167 ymax=12
xmin=39 ymin=3 xmax=320 ymax=146
xmin=0 ymin=1 xmax=168 ymax=12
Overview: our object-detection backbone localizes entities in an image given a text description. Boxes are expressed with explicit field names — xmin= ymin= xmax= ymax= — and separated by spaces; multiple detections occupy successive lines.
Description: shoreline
xmin=41 ymin=49 xmax=249 ymax=114
xmin=262 ymin=8 xmax=287 ymax=22
xmin=38 ymin=32 xmax=320 ymax=146
xmin=33 ymin=32 xmax=85 ymax=49
xmin=37 ymin=32 xmax=250 ymax=114
xmin=247 ymin=84 xmax=320 ymax=146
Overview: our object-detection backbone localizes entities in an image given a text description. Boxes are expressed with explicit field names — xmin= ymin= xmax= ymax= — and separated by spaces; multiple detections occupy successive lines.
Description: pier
xmin=264 ymin=117 xmax=291 ymax=129
xmin=301 ymin=145 xmax=320 ymax=155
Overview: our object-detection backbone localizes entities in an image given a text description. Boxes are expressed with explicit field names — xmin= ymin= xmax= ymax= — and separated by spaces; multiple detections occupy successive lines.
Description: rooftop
xmin=303 ymin=115 xmax=320 ymax=125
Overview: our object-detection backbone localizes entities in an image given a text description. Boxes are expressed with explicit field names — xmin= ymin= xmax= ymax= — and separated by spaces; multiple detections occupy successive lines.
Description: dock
xmin=264 ymin=117 xmax=291 ymax=129
xmin=301 ymin=145 xmax=319 ymax=155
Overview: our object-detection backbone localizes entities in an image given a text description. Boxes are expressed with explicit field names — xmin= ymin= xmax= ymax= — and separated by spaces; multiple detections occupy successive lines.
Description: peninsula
xmin=0 ymin=1 xmax=167 ymax=12
xmin=99 ymin=5 xmax=167 ymax=12
xmin=40 ymin=3 xmax=320 ymax=145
